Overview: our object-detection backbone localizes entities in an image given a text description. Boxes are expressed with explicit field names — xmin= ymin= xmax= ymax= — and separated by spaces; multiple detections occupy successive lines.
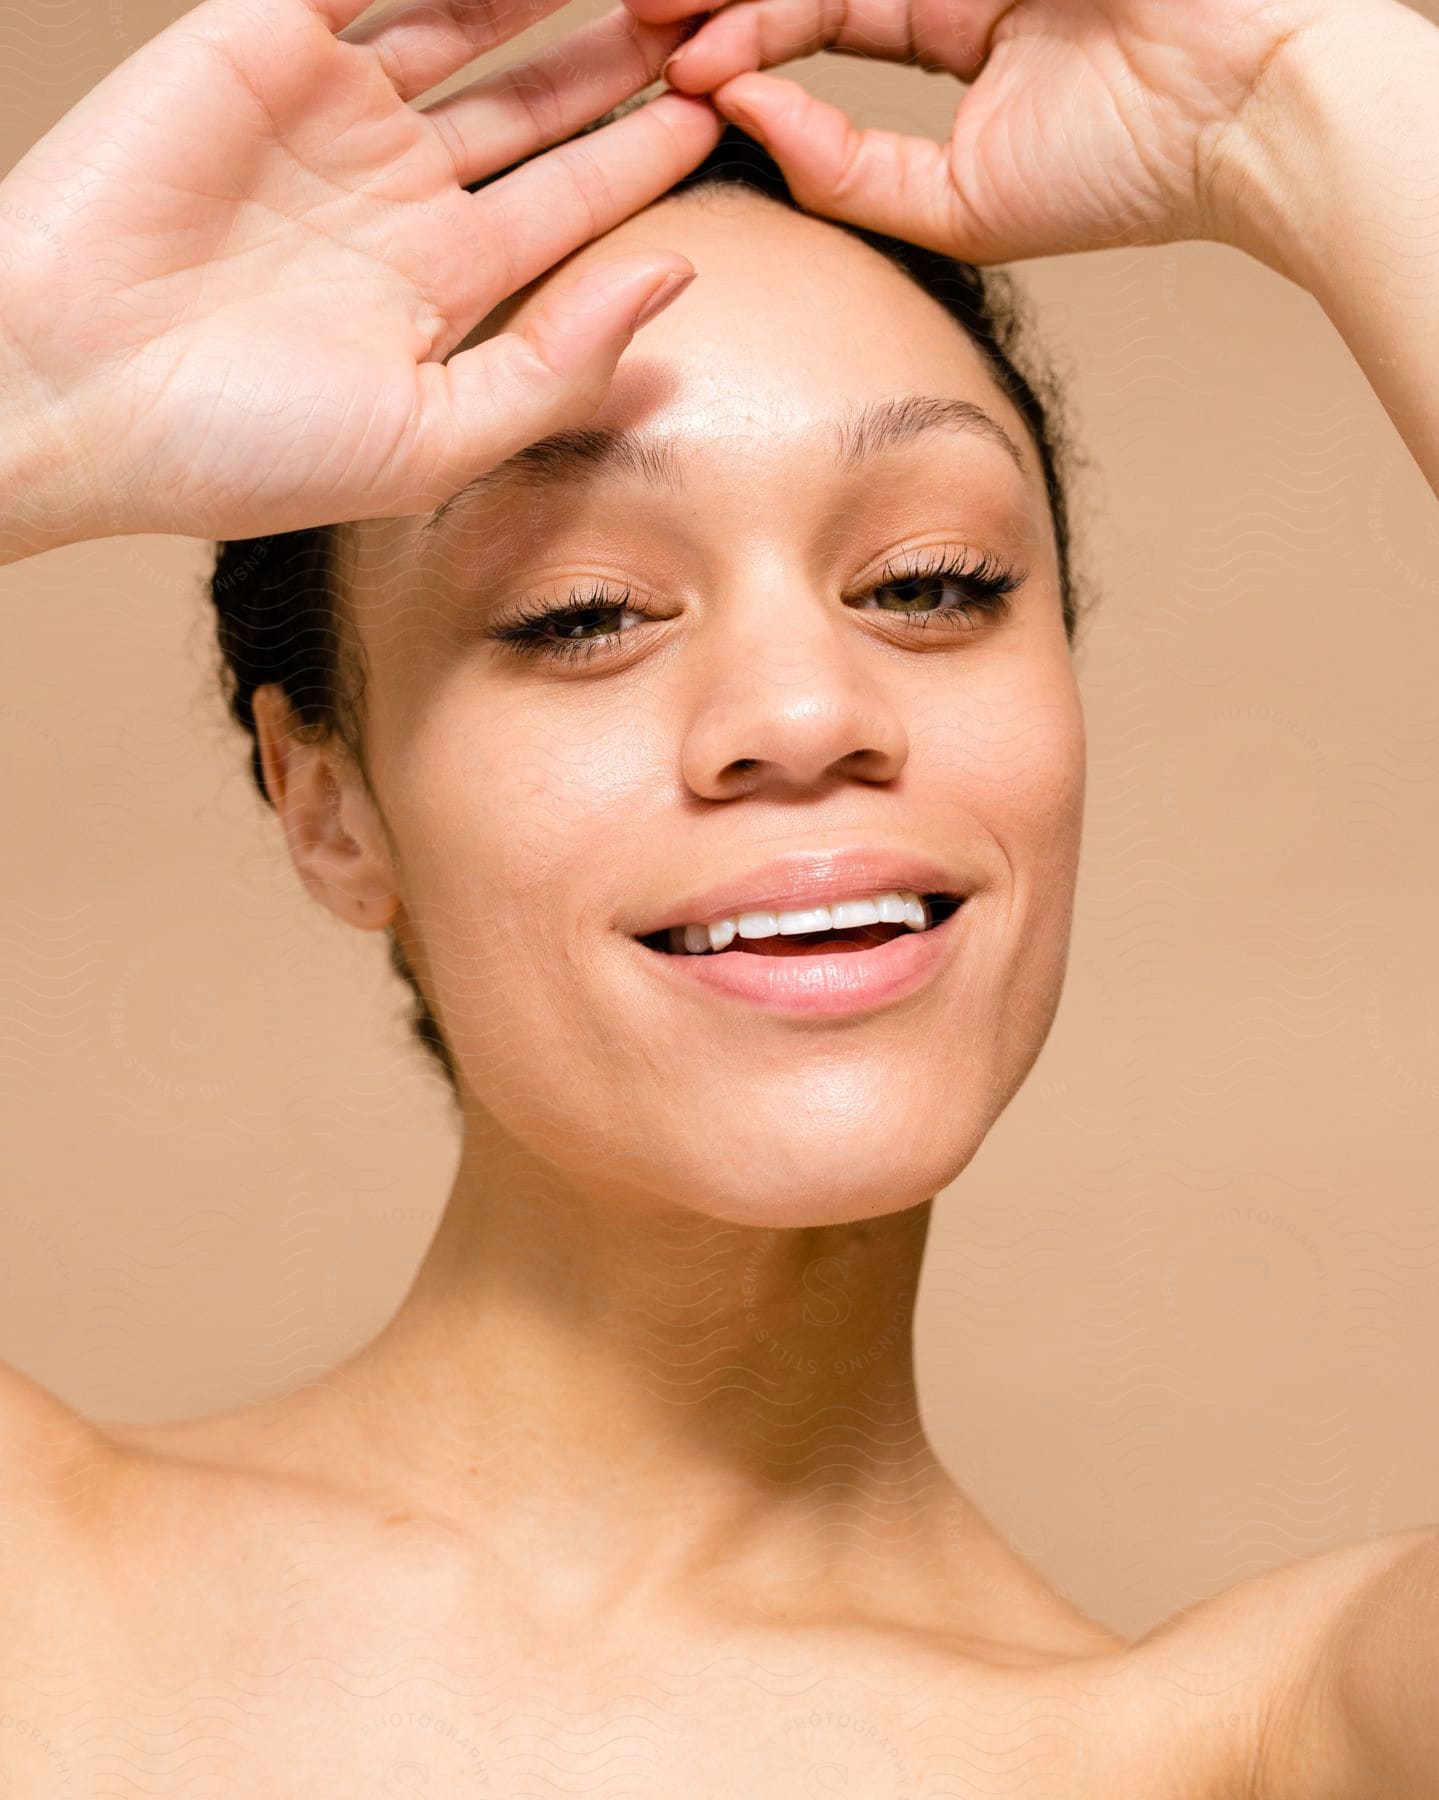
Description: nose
xmin=679 ymin=585 xmax=911 ymax=801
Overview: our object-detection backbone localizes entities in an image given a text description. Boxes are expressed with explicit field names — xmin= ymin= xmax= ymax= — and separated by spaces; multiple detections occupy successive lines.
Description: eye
xmin=852 ymin=547 xmax=1023 ymax=630
xmin=487 ymin=579 xmax=648 ymax=664
xmin=486 ymin=548 xmax=1024 ymax=665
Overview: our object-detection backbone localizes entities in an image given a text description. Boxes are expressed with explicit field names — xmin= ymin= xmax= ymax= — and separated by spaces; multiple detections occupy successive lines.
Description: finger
xmin=657 ymin=0 xmax=1006 ymax=91
xmin=624 ymin=0 xmax=728 ymax=23
xmin=470 ymin=88 xmax=723 ymax=301
xmin=337 ymin=0 xmax=564 ymax=105
xmin=290 ymin=0 xmax=390 ymax=35
xmin=707 ymin=72 xmax=968 ymax=260
xmin=413 ymin=255 xmax=696 ymax=502
xmin=417 ymin=4 xmax=701 ymax=186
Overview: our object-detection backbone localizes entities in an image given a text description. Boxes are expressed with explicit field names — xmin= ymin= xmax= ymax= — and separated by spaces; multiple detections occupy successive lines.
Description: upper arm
xmin=1208 ymin=1526 xmax=1439 ymax=1800
xmin=1118 ymin=1532 xmax=1437 ymax=1800
xmin=1306 ymin=1526 xmax=1439 ymax=1800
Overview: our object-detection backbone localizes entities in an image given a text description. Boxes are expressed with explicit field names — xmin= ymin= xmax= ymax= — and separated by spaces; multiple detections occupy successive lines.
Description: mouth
xmin=629 ymin=888 xmax=970 ymax=1019
xmin=635 ymin=892 xmax=966 ymax=957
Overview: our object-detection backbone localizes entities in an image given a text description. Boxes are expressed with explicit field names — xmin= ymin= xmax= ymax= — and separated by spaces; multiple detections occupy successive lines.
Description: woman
xmin=0 ymin=0 xmax=1435 ymax=1791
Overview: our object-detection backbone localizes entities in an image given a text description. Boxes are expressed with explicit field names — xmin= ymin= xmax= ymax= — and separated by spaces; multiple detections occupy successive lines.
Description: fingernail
xmin=633 ymin=269 xmax=695 ymax=329
xmin=661 ymin=11 xmax=709 ymax=79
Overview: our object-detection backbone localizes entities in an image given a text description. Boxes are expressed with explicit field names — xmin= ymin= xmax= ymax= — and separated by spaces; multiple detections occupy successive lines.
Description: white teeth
xmin=829 ymin=898 xmax=879 ymax=930
xmin=777 ymin=907 xmax=832 ymax=936
xmin=667 ymin=889 xmax=935 ymax=955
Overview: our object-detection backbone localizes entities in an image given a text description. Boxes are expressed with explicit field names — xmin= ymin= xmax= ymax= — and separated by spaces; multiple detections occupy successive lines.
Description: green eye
xmin=489 ymin=550 xmax=1022 ymax=665
xmin=861 ymin=549 xmax=1021 ymax=625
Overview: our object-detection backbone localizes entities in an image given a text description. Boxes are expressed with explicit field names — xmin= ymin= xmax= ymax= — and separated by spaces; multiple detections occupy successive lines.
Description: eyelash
xmin=487 ymin=548 xmax=1024 ymax=665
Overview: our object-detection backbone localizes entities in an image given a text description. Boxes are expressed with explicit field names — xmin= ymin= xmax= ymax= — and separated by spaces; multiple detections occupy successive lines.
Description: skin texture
xmin=236 ymin=182 xmax=1101 ymax=1645
xmin=275 ymin=189 xmax=1086 ymax=1229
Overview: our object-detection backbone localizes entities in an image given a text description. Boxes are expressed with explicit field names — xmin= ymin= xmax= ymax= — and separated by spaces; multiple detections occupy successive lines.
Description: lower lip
xmin=630 ymin=903 xmax=967 ymax=1018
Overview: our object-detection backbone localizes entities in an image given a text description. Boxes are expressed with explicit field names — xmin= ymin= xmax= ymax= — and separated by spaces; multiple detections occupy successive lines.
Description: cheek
xmin=377 ymin=684 xmax=667 ymax=1035
xmin=382 ymin=658 xmax=657 ymax=866
xmin=919 ymin=640 xmax=1086 ymax=853
xmin=917 ymin=644 xmax=1085 ymax=1072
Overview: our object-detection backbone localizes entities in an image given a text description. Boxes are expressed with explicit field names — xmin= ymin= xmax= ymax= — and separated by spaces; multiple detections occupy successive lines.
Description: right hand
xmin=0 ymin=0 xmax=720 ymax=544
xmin=644 ymin=0 xmax=1326 ymax=269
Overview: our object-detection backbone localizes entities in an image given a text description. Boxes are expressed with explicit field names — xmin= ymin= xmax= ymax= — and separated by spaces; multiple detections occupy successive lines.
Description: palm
xmin=3 ymin=8 xmax=476 ymax=531
xmin=0 ymin=0 xmax=717 ymax=540
xmin=940 ymin=0 xmax=1296 ymax=262
xmin=651 ymin=0 xmax=1311 ymax=267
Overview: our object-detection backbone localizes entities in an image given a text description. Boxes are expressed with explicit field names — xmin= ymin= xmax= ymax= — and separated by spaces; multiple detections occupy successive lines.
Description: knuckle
xmin=560 ymin=142 xmax=616 ymax=233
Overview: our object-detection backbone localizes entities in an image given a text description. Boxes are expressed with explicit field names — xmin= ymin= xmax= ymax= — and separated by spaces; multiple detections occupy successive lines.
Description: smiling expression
xmin=325 ymin=187 xmax=1087 ymax=1226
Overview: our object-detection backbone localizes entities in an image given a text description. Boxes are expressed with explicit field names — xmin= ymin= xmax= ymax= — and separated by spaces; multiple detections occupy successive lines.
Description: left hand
xmin=636 ymin=0 xmax=1328 ymax=266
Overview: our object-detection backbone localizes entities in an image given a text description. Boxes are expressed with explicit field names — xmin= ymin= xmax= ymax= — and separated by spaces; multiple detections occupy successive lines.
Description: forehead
xmin=482 ymin=188 xmax=1024 ymax=446
xmin=349 ymin=191 xmax=1047 ymax=586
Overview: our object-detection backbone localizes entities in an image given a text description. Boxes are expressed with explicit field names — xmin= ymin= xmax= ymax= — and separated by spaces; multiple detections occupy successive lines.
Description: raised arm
xmin=648 ymin=0 xmax=1439 ymax=500
xmin=0 ymin=330 xmax=84 ymax=564
xmin=642 ymin=0 xmax=1439 ymax=1789
xmin=1203 ymin=0 xmax=1439 ymax=500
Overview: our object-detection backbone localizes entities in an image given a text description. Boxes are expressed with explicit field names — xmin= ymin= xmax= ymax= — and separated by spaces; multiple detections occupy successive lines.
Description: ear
xmin=251 ymin=684 xmax=399 ymax=933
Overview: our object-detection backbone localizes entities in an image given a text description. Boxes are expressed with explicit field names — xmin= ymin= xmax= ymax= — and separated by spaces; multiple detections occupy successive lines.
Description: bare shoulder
xmin=1112 ymin=1527 xmax=1439 ymax=1800
xmin=0 ymin=1360 xmax=112 ymax=1656
xmin=0 ymin=1359 xmax=107 ymax=1522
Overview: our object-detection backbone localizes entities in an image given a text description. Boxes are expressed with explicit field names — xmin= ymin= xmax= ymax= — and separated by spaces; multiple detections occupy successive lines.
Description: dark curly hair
xmin=207 ymin=104 xmax=1095 ymax=1109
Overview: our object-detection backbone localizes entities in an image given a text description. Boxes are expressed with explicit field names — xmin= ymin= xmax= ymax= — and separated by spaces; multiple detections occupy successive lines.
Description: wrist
xmin=0 ymin=328 xmax=102 ymax=566
xmin=1198 ymin=0 xmax=1439 ymax=300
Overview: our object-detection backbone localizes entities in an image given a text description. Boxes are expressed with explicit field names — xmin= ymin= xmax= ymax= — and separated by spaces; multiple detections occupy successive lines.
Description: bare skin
xmin=2 ymin=0 xmax=1439 ymax=1792
xmin=3 ymin=1354 xmax=1412 ymax=1798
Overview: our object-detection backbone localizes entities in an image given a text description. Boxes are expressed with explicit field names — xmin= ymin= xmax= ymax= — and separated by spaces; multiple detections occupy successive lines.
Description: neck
xmin=301 ymin=1115 xmax=1071 ymax=1648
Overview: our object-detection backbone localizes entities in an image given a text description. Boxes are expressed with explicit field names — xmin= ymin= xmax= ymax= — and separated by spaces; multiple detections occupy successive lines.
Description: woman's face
xmin=339 ymin=189 xmax=1085 ymax=1227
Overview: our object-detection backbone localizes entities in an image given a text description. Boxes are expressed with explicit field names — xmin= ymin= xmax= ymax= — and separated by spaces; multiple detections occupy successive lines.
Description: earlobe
xmin=251 ymin=684 xmax=399 ymax=933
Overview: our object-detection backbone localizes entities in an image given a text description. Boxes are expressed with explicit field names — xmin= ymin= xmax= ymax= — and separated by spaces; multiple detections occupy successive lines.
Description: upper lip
xmin=627 ymin=847 xmax=972 ymax=937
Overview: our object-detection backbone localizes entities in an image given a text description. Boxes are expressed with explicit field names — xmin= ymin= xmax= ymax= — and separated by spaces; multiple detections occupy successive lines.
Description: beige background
xmin=2 ymin=0 xmax=1437 ymax=1644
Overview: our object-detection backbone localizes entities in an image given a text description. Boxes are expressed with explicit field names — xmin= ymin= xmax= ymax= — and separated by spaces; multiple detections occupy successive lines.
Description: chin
xmin=672 ymin=1130 xmax=983 ymax=1231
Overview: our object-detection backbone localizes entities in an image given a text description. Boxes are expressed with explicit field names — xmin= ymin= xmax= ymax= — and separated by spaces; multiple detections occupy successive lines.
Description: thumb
xmin=423 ymin=256 xmax=696 ymax=488
xmin=710 ymin=73 xmax=971 ymax=262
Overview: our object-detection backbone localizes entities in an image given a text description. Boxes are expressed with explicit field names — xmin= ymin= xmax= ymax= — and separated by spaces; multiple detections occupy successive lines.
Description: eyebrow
xmin=419 ymin=393 xmax=1028 ymax=540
